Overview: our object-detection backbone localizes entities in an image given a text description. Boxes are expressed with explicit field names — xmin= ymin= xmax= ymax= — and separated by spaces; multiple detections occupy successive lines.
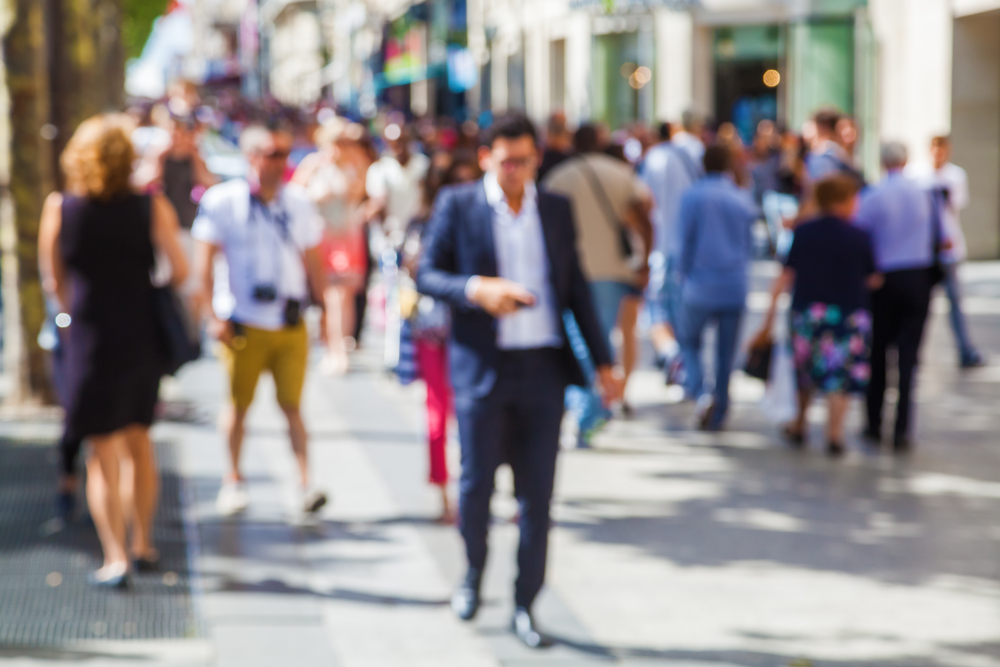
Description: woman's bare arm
xmin=151 ymin=194 xmax=189 ymax=287
xmin=38 ymin=192 xmax=69 ymax=310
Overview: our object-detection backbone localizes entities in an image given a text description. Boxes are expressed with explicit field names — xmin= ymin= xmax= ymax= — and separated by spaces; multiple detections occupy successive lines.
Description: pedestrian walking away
xmin=906 ymin=134 xmax=985 ymax=368
xmin=543 ymin=123 xmax=653 ymax=445
xmin=761 ymin=174 xmax=881 ymax=456
xmin=192 ymin=125 xmax=330 ymax=520
xmin=38 ymin=113 xmax=190 ymax=588
xmin=676 ymin=144 xmax=759 ymax=431
xmin=417 ymin=111 xmax=623 ymax=648
xmin=855 ymin=141 xmax=942 ymax=452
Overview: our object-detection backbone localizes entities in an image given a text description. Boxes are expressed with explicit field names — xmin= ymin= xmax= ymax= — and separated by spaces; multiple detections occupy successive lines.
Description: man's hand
xmin=209 ymin=317 xmax=235 ymax=346
xmin=469 ymin=277 xmax=536 ymax=317
xmin=595 ymin=365 xmax=625 ymax=407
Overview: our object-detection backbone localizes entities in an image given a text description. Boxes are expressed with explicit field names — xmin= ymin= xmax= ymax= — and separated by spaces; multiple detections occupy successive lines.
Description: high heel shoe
xmin=88 ymin=567 xmax=130 ymax=590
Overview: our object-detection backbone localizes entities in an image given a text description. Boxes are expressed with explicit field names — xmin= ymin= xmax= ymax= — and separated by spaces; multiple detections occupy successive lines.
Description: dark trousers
xmin=867 ymin=268 xmax=932 ymax=439
xmin=454 ymin=348 xmax=566 ymax=610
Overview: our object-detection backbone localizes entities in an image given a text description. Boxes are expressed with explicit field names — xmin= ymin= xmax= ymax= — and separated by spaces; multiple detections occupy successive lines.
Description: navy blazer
xmin=417 ymin=179 xmax=613 ymax=398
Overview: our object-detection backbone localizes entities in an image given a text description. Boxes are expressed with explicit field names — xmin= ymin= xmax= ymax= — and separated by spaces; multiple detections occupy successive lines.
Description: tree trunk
xmin=0 ymin=0 xmax=126 ymax=405
xmin=1 ymin=0 xmax=56 ymax=404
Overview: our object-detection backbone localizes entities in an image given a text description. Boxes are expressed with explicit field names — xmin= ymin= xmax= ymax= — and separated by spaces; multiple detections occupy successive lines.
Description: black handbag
xmin=143 ymin=196 xmax=201 ymax=375
xmin=577 ymin=157 xmax=634 ymax=261
xmin=152 ymin=285 xmax=202 ymax=375
xmin=744 ymin=337 xmax=773 ymax=381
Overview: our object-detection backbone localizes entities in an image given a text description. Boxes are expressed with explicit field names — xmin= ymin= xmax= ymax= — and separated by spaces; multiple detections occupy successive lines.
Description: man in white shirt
xmin=366 ymin=123 xmax=430 ymax=243
xmin=192 ymin=126 xmax=330 ymax=517
xmin=906 ymin=134 xmax=985 ymax=368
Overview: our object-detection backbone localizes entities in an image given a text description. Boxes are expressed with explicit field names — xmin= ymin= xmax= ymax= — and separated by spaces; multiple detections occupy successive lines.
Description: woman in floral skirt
xmin=762 ymin=174 xmax=882 ymax=455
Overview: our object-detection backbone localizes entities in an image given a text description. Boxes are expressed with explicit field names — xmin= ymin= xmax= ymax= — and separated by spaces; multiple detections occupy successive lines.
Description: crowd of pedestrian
xmin=37 ymin=80 xmax=987 ymax=649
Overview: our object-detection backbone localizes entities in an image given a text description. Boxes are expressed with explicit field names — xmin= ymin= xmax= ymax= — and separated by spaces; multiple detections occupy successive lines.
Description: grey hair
xmin=681 ymin=108 xmax=702 ymax=132
xmin=881 ymin=141 xmax=908 ymax=168
xmin=239 ymin=125 xmax=274 ymax=155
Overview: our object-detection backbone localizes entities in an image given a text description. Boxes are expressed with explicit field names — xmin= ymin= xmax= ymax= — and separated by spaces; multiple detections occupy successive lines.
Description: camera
xmin=283 ymin=299 xmax=301 ymax=327
xmin=252 ymin=284 xmax=278 ymax=303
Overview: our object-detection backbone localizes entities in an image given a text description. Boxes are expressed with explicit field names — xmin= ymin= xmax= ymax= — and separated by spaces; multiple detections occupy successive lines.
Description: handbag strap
xmin=929 ymin=188 xmax=944 ymax=257
xmin=576 ymin=156 xmax=627 ymax=236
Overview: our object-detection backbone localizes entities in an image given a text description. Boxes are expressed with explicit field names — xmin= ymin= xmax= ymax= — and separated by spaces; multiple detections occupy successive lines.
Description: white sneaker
xmin=216 ymin=482 xmax=249 ymax=516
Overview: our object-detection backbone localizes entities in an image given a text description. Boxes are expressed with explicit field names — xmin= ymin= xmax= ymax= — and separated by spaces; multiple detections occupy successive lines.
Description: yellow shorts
xmin=217 ymin=322 xmax=308 ymax=411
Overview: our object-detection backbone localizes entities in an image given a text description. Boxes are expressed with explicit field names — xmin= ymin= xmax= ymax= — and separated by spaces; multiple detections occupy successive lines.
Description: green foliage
xmin=122 ymin=0 xmax=171 ymax=60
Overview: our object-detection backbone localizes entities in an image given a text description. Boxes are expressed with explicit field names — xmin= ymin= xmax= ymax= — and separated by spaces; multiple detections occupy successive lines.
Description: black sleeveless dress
xmin=60 ymin=194 xmax=164 ymax=441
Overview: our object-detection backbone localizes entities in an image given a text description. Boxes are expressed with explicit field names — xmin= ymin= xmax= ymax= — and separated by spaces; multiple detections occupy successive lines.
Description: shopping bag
xmin=760 ymin=324 xmax=797 ymax=424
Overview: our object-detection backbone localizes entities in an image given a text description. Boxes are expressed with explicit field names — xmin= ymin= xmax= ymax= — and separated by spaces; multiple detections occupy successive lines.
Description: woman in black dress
xmin=38 ymin=114 xmax=189 ymax=587
xmin=761 ymin=174 xmax=882 ymax=456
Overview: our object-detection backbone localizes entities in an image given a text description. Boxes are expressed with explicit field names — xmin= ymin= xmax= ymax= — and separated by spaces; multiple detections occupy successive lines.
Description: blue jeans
xmin=943 ymin=263 xmax=978 ymax=362
xmin=565 ymin=280 xmax=634 ymax=437
xmin=677 ymin=303 xmax=744 ymax=428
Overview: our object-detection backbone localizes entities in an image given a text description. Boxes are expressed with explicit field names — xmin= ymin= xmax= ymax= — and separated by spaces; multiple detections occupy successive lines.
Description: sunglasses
xmin=260 ymin=150 xmax=290 ymax=160
xmin=499 ymin=157 xmax=533 ymax=169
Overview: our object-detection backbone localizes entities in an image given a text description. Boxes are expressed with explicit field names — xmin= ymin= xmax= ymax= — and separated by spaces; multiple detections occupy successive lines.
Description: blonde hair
xmin=61 ymin=114 xmax=136 ymax=200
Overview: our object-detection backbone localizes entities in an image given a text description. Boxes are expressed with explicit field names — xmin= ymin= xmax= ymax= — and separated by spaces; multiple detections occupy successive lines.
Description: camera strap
xmin=248 ymin=191 xmax=291 ymax=294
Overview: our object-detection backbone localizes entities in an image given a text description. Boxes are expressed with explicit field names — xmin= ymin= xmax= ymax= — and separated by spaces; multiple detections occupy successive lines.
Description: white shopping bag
xmin=760 ymin=317 xmax=798 ymax=424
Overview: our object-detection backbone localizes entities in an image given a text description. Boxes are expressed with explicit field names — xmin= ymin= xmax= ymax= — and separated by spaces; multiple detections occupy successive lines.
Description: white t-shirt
xmin=366 ymin=152 xmax=430 ymax=236
xmin=906 ymin=161 xmax=969 ymax=263
xmin=191 ymin=179 xmax=323 ymax=330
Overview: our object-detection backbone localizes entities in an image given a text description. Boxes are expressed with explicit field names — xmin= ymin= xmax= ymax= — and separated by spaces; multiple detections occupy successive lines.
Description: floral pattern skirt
xmin=790 ymin=304 xmax=872 ymax=394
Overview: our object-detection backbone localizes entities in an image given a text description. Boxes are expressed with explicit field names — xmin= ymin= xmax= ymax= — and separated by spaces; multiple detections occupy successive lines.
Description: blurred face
xmin=170 ymin=122 xmax=198 ymax=155
xmin=248 ymin=132 xmax=291 ymax=189
xmin=930 ymin=142 xmax=951 ymax=169
xmin=479 ymin=135 xmax=538 ymax=196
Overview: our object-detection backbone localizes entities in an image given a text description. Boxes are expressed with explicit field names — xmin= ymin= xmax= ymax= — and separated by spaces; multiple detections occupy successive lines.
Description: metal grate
xmin=0 ymin=439 xmax=199 ymax=644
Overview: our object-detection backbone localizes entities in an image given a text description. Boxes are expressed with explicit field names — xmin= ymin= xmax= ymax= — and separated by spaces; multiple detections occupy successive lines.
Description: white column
xmin=653 ymin=8 xmax=693 ymax=122
xmin=525 ymin=25 xmax=550 ymax=123
xmin=564 ymin=13 xmax=592 ymax=125
xmin=869 ymin=0 xmax=952 ymax=166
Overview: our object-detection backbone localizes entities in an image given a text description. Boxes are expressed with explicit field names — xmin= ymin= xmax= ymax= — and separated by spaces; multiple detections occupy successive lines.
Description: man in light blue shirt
xmin=676 ymin=145 xmax=758 ymax=430
xmin=854 ymin=142 xmax=941 ymax=452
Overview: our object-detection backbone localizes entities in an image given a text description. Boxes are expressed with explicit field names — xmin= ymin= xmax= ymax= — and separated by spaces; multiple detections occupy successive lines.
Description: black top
xmin=785 ymin=215 xmax=876 ymax=313
xmin=163 ymin=157 xmax=199 ymax=229
xmin=537 ymin=148 xmax=573 ymax=184
xmin=59 ymin=194 xmax=164 ymax=440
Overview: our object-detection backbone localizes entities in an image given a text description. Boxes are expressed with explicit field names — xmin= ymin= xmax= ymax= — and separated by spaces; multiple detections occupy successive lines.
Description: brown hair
xmin=61 ymin=114 xmax=136 ymax=200
xmin=931 ymin=135 xmax=951 ymax=147
xmin=814 ymin=174 xmax=859 ymax=212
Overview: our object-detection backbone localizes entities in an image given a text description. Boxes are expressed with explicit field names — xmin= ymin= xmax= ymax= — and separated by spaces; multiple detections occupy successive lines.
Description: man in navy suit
xmin=418 ymin=112 xmax=622 ymax=648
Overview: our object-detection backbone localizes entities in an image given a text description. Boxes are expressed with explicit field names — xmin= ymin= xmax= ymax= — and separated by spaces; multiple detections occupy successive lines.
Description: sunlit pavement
xmin=5 ymin=262 xmax=1000 ymax=666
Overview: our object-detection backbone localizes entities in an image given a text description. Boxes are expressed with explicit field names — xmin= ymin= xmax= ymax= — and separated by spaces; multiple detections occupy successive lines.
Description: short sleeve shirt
xmin=191 ymin=179 xmax=323 ymax=330
xmin=785 ymin=215 xmax=876 ymax=314
xmin=543 ymin=154 xmax=650 ymax=284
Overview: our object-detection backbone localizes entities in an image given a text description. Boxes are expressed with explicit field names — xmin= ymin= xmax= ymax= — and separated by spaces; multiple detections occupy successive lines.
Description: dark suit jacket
xmin=416 ymin=179 xmax=613 ymax=399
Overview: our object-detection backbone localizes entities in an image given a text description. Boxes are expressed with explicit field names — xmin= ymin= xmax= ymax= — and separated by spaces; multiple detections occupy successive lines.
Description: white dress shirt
xmin=466 ymin=172 xmax=562 ymax=349
xmin=906 ymin=161 xmax=969 ymax=263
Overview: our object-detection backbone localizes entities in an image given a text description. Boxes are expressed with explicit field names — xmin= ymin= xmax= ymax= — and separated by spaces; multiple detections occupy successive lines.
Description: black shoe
xmin=826 ymin=441 xmax=845 ymax=457
xmin=87 ymin=569 xmax=129 ymax=590
xmin=511 ymin=607 xmax=553 ymax=649
xmin=451 ymin=583 xmax=480 ymax=621
xmin=303 ymin=491 xmax=328 ymax=514
xmin=56 ymin=491 xmax=76 ymax=522
xmin=133 ymin=553 xmax=160 ymax=573
xmin=782 ymin=426 xmax=805 ymax=449
xmin=961 ymin=352 xmax=986 ymax=369
xmin=893 ymin=435 xmax=912 ymax=454
xmin=861 ymin=429 xmax=881 ymax=450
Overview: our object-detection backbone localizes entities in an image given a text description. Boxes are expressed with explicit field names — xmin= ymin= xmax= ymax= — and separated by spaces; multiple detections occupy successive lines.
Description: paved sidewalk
xmin=5 ymin=262 xmax=1000 ymax=666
